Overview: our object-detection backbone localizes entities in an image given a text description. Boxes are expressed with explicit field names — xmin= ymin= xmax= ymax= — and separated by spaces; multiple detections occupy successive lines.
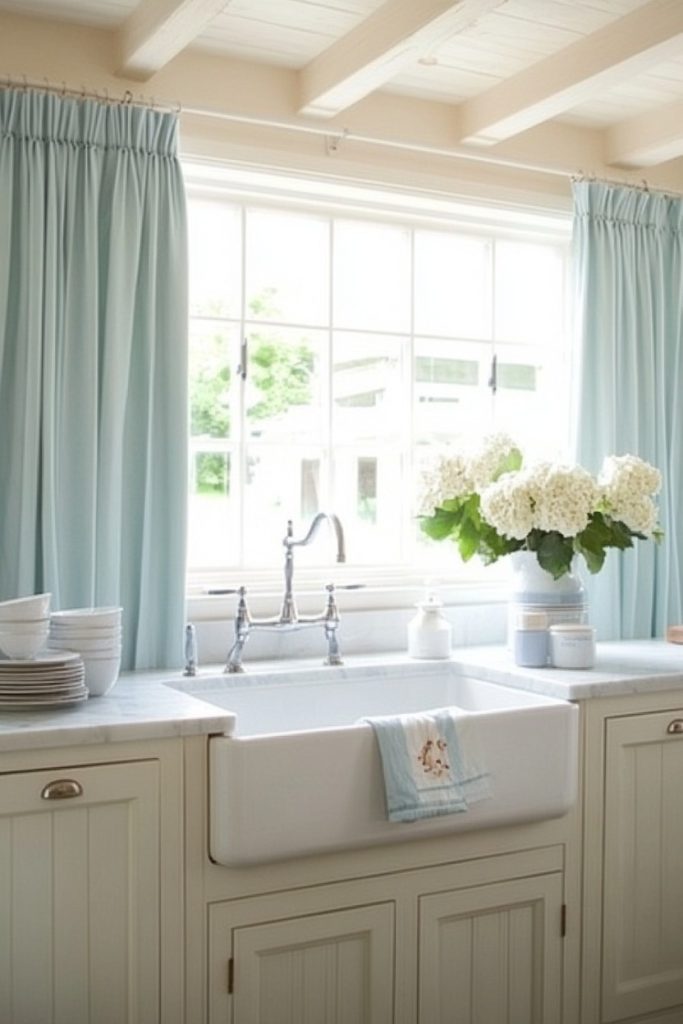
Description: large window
xmin=186 ymin=169 xmax=571 ymax=584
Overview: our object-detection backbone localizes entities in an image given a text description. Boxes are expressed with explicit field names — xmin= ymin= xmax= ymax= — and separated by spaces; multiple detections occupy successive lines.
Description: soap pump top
xmin=408 ymin=584 xmax=452 ymax=660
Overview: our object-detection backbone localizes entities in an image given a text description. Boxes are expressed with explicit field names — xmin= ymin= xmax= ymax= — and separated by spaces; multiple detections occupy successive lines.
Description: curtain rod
xmin=572 ymin=172 xmax=683 ymax=200
xmin=1 ymin=73 xmax=179 ymax=114
xmin=3 ymin=74 xmax=680 ymax=196
xmin=182 ymin=106 xmax=683 ymax=195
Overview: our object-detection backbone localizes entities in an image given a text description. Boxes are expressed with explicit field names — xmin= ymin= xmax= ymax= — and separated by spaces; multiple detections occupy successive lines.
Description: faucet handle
xmin=207 ymin=587 xmax=241 ymax=595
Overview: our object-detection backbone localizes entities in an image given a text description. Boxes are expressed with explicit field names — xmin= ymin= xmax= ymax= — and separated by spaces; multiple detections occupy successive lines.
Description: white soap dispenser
xmin=408 ymin=585 xmax=452 ymax=660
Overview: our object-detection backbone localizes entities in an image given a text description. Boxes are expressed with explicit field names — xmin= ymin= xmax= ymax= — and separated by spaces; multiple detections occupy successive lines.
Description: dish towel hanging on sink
xmin=364 ymin=708 xmax=491 ymax=823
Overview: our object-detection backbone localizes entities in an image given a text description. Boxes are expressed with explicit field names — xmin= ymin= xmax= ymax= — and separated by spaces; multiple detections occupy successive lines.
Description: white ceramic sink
xmin=167 ymin=658 xmax=578 ymax=865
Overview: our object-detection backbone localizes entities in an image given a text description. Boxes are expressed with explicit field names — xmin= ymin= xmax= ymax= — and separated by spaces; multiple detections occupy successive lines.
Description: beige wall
xmin=1 ymin=9 xmax=682 ymax=209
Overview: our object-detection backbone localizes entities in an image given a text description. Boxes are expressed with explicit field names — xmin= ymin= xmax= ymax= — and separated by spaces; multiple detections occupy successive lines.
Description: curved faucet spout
xmin=280 ymin=513 xmax=345 ymax=624
xmin=284 ymin=513 xmax=346 ymax=563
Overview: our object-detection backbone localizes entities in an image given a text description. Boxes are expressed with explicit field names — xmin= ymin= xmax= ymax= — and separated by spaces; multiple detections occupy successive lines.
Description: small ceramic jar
xmin=513 ymin=611 xmax=548 ymax=667
xmin=549 ymin=623 xmax=596 ymax=669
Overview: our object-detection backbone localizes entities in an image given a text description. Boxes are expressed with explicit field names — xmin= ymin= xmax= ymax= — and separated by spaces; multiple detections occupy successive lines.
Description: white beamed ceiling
xmin=2 ymin=0 xmax=683 ymax=171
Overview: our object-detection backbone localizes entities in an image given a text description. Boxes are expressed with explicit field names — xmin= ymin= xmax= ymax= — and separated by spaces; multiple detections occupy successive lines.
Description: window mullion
xmin=237 ymin=204 xmax=248 ymax=569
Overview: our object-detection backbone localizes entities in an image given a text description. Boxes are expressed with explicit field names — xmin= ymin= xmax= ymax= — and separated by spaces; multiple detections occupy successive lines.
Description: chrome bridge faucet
xmin=225 ymin=513 xmax=346 ymax=673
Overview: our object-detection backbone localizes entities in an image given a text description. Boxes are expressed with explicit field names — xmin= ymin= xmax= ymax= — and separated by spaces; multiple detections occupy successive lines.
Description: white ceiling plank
xmin=607 ymin=97 xmax=683 ymax=167
xmin=298 ymin=0 xmax=506 ymax=118
xmin=457 ymin=0 xmax=683 ymax=145
xmin=119 ymin=0 xmax=230 ymax=79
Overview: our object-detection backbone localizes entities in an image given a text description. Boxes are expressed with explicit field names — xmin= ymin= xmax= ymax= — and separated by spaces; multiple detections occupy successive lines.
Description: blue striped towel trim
xmin=365 ymin=708 xmax=491 ymax=823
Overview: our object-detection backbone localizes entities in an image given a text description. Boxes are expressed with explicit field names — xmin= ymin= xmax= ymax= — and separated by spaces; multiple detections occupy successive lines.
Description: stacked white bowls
xmin=48 ymin=607 xmax=122 ymax=696
xmin=0 ymin=594 xmax=51 ymax=659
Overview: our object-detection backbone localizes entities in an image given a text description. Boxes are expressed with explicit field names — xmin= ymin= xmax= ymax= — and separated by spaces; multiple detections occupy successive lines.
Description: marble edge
xmin=0 ymin=675 xmax=236 ymax=752
xmin=450 ymin=643 xmax=683 ymax=700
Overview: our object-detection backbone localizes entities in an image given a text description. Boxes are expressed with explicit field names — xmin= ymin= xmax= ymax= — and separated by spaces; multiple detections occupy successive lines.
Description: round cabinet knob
xmin=666 ymin=719 xmax=683 ymax=735
xmin=40 ymin=778 xmax=84 ymax=800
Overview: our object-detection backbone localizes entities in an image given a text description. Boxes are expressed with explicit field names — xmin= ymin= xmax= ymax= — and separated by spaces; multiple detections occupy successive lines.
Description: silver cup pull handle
xmin=41 ymin=778 xmax=84 ymax=800
xmin=666 ymin=719 xmax=683 ymax=735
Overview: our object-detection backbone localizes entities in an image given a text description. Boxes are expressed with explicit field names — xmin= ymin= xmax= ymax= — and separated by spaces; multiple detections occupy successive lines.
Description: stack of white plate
xmin=0 ymin=593 xmax=51 ymax=660
xmin=0 ymin=651 xmax=87 ymax=709
xmin=48 ymin=607 xmax=122 ymax=697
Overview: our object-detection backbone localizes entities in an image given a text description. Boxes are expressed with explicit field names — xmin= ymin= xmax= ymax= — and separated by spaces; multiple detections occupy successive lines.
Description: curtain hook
xmin=175 ymin=99 xmax=182 ymax=115
xmin=22 ymin=73 xmax=28 ymax=92
xmin=61 ymin=80 xmax=67 ymax=98
xmin=122 ymin=89 xmax=133 ymax=105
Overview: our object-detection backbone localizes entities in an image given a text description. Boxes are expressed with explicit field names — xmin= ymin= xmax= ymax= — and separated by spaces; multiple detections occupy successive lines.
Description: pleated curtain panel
xmin=573 ymin=180 xmax=683 ymax=640
xmin=0 ymin=89 xmax=188 ymax=669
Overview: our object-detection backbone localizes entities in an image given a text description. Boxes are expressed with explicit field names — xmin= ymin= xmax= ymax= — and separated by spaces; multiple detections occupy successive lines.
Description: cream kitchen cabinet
xmin=0 ymin=740 xmax=184 ymax=1024
xmin=419 ymin=871 xmax=564 ymax=1024
xmin=206 ymin=845 xmax=567 ymax=1024
xmin=581 ymin=695 xmax=683 ymax=1024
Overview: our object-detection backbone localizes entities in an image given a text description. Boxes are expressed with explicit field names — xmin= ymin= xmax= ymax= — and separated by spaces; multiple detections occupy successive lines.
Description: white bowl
xmin=0 ymin=593 xmax=51 ymax=622
xmin=0 ymin=632 xmax=49 ymax=659
xmin=49 ymin=623 xmax=122 ymax=638
xmin=0 ymin=619 xmax=49 ymax=635
xmin=82 ymin=653 xmax=121 ymax=697
xmin=50 ymin=607 xmax=122 ymax=628
xmin=49 ymin=636 xmax=122 ymax=654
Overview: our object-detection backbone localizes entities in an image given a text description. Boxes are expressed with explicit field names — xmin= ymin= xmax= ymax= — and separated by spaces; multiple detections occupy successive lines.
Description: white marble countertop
xmin=1 ymin=639 xmax=682 ymax=753
xmin=0 ymin=669 xmax=236 ymax=752
xmin=450 ymin=639 xmax=683 ymax=700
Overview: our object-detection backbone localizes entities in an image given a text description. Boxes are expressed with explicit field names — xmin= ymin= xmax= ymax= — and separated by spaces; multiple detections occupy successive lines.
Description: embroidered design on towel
xmin=365 ymin=709 xmax=491 ymax=823
xmin=417 ymin=736 xmax=450 ymax=778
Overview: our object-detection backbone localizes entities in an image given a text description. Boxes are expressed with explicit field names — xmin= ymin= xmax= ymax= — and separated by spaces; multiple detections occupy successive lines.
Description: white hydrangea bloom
xmin=468 ymin=432 xmax=521 ymax=490
xmin=480 ymin=473 xmax=534 ymax=540
xmin=526 ymin=462 xmax=599 ymax=537
xmin=417 ymin=451 xmax=473 ymax=514
xmin=600 ymin=454 xmax=661 ymax=496
xmin=599 ymin=454 xmax=662 ymax=535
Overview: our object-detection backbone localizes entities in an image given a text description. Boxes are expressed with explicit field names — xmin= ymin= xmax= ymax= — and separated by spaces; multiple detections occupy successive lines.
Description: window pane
xmin=357 ymin=457 xmax=377 ymax=525
xmin=495 ymin=240 xmax=565 ymax=344
xmin=333 ymin=332 xmax=405 ymax=442
xmin=188 ymin=321 xmax=239 ymax=568
xmin=246 ymin=326 xmax=326 ymax=443
xmin=333 ymin=446 xmax=404 ymax=564
xmin=243 ymin=446 xmax=327 ymax=566
xmin=414 ymin=338 xmax=492 ymax=444
xmin=245 ymin=209 xmax=329 ymax=325
xmin=492 ymin=343 xmax=568 ymax=460
xmin=333 ymin=220 xmax=410 ymax=332
xmin=414 ymin=230 xmax=491 ymax=339
xmin=188 ymin=200 xmax=241 ymax=318
xmin=188 ymin=447 xmax=236 ymax=568
xmin=189 ymin=320 xmax=237 ymax=441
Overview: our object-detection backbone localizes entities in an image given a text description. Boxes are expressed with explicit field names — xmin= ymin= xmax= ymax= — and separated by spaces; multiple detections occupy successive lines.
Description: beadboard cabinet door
xmin=602 ymin=711 xmax=683 ymax=1022
xmin=419 ymin=872 xmax=564 ymax=1024
xmin=229 ymin=903 xmax=395 ymax=1024
xmin=0 ymin=759 xmax=160 ymax=1024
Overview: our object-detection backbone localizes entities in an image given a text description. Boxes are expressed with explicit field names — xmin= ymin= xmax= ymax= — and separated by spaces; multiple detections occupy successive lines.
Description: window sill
xmin=186 ymin=569 xmax=508 ymax=622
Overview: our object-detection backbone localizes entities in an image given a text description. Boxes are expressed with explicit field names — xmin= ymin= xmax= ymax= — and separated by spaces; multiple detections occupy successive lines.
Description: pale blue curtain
xmin=573 ymin=180 xmax=683 ymax=639
xmin=0 ymin=89 xmax=188 ymax=669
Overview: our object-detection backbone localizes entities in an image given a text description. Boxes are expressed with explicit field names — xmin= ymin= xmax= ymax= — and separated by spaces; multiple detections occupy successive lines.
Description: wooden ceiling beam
xmin=457 ymin=0 xmax=683 ymax=146
xmin=119 ymin=0 xmax=228 ymax=80
xmin=298 ymin=0 xmax=503 ymax=118
xmin=607 ymin=98 xmax=683 ymax=168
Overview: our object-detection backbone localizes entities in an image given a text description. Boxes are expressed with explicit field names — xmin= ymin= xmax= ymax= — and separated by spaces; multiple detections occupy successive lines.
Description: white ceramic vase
xmin=508 ymin=550 xmax=587 ymax=643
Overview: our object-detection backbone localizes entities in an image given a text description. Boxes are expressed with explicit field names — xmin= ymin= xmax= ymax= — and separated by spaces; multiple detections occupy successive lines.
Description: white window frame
xmin=183 ymin=160 xmax=573 ymax=620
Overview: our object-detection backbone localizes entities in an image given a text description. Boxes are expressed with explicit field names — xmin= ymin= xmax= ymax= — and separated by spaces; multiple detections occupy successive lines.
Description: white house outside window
xmin=185 ymin=168 xmax=571 ymax=591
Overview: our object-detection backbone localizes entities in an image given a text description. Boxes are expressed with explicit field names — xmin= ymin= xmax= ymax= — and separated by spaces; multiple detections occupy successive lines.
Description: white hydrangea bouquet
xmin=419 ymin=434 xmax=662 ymax=579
